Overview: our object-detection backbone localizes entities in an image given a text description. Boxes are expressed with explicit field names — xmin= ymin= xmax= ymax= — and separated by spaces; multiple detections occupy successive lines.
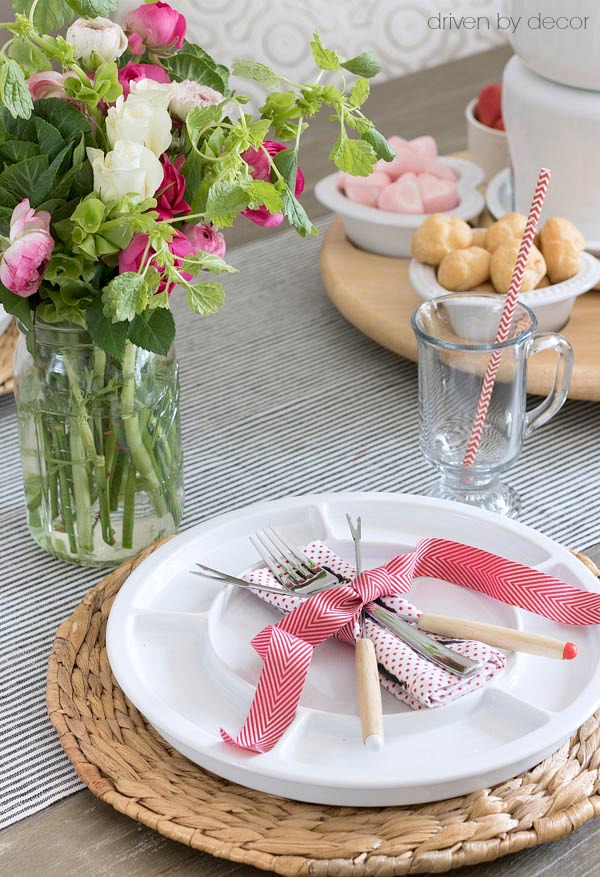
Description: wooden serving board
xmin=321 ymin=218 xmax=600 ymax=402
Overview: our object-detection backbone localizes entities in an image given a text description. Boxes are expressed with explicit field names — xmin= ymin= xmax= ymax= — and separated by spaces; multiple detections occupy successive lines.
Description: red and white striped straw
xmin=463 ymin=168 xmax=551 ymax=467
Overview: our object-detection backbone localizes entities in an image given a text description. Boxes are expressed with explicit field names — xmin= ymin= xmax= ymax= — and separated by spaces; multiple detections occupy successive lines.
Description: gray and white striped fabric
xmin=2 ymin=216 xmax=600 ymax=829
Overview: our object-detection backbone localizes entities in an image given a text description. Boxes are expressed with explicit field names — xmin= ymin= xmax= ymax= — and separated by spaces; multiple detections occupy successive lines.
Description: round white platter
xmin=486 ymin=168 xmax=600 ymax=256
xmin=106 ymin=492 xmax=600 ymax=807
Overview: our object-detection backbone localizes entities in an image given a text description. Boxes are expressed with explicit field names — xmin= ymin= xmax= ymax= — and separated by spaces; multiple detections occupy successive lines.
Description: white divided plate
xmin=106 ymin=492 xmax=600 ymax=807
xmin=486 ymin=168 xmax=600 ymax=256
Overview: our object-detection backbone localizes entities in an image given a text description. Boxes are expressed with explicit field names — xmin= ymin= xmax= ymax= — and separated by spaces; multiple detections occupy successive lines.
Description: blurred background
xmin=0 ymin=1 xmax=507 ymax=97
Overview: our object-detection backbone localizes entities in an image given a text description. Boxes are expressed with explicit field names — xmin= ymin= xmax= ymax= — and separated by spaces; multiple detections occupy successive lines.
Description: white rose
xmin=106 ymin=94 xmax=172 ymax=157
xmin=129 ymin=78 xmax=174 ymax=110
xmin=87 ymin=141 xmax=164 ymax=202
xmin=169 ymin=79 xmax=223 ymax=121
xmin=66 ymin=17 xmax=128 ymax=64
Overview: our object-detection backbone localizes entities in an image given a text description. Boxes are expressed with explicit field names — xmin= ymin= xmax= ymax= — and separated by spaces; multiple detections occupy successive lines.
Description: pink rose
xmin=124 ymin=1 xmax=186 ymax=56
xmin=156 ymin=155 xmax=190 ymax=221
xmin=0 ymin=199 xmax=54 ymax=297
xmin=118 ymin=61 xmax=171 ymax=98
xmin=28 ymin=71 xmax=68 ymax=101
xmin=183 ymin=222 xmax=226 ymax=259
xmin=119 ymin=230 xmax=195 ymax=294
xmin=241 ymin=140 xmax=305 ymax=227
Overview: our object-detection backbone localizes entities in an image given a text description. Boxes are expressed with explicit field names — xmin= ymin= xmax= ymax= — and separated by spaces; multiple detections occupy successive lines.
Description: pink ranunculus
xmin=118 ymin=61 xmax=171 ymax=98
xmin=0 ymin=199 xmax=54 ymax=297
xmin=156 ymin=155 xmax=190 ymax=221
xmin=119 ymin=230 xmax=195 ymax=294
xmin=27 ymin=71 xmax=68 ymax=101
xmin=241 ymin=140 xmax=305 ymax=227
xmin=124 ymin=1 xmax=186 ymax=56
xmin=183 ymin=222 xmax=226 ymax=259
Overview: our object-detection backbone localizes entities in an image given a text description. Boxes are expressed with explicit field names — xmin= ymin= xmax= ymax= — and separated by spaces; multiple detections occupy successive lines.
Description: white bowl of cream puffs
xmin=409 ymin=212 xmax=600 ymax=332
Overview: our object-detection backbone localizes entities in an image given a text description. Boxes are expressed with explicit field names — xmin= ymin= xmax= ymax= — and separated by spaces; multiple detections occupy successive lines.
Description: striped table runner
xmin=2 ymin=216 xmax=600 ymax=828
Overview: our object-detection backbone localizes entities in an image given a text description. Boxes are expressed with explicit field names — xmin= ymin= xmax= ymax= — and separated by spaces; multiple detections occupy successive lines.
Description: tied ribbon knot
xmin=220 ymin=537 xmax=600 ymax=753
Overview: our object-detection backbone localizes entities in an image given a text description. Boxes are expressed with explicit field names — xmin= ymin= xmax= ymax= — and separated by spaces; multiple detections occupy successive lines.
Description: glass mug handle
xmin=525 ymin=331 xmax=574 ymax=436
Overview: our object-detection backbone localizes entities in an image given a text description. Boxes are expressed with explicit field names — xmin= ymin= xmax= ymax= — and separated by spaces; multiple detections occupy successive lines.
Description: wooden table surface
xmin=7 ymin=44 xmax=600 ymax=877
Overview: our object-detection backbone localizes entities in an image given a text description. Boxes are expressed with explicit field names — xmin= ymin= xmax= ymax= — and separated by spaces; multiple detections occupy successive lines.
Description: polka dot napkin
xmin=242 ymin=541 xmax=507 ymax=710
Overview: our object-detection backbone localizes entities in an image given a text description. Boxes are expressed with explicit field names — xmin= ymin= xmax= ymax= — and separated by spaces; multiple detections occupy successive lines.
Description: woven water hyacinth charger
xmin=47 ymin=541 xmax=600 ymax=876
xmin=0 ymin=320 xmax=16 ymax=396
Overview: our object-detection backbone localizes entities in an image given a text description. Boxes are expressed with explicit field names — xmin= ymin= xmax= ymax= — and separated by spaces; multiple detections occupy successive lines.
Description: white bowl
xmin=465 ymin=98 xmax=508 ymax=184
xmin=507 ymin=0 xmax=600 ymax=91
xmin=314 ymin=157 xmax=485 ymax=259
xmin=503 ymin=57 xmax=600 ymax=244
xmin=409 ymin=247 xmax=600 ymax=332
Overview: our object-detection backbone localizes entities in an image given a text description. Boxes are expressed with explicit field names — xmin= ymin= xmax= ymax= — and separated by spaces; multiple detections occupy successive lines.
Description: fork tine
xmin=267 ymin=526 xmax=316 ymax=574
xmin=257 ymin=529 xmax=306 ymax=585
xmin=249 ymin=535 xmax=290 ymax=587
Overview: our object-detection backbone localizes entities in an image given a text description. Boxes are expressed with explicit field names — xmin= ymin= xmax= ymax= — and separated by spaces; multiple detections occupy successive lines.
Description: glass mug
xmin=411 ymin=294 xmax=574 ymax=517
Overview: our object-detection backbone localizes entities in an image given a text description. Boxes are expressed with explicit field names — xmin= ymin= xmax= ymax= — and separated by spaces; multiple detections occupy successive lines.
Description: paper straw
xmin=463 ymin=168 xmax=552 ymax=467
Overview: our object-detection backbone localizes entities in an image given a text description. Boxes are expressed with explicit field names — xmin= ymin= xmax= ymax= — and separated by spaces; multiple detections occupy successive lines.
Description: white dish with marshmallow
xmin=315 ymin=137 xmax=484 ymax=258
xmin=409 ymin=247 xmax=600 ymax=333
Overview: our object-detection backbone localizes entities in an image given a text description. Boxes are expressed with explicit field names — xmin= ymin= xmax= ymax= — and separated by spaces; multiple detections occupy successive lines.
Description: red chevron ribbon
xmin=463 ymin=167 xmax=552 ymax=467
xmin=221 ymin=536 xmax=598 ymax=752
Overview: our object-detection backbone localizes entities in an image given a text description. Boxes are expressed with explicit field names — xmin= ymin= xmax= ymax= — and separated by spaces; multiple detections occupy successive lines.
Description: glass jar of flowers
xmin=0 ymin=0 xmax=393 ymax=566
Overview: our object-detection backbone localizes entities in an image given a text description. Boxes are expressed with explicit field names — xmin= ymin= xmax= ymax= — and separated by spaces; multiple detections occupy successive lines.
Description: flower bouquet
xmin=0 ymin=0 xmax=392 ymax=566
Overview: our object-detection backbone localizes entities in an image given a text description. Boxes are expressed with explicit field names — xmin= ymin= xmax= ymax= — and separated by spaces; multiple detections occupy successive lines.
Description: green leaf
xmin=128 ymin=308 xmax=175 ymax=356
xmin=0 ymin=154 xmax=48 ymax=202
xmin=71 ymin=196 xmax=106 ymax=233
xmin=181 ymin=251 xmax=236 ymax=276
xmin=11 ymin=0 xmax=74 ymax=32
xmin=165 ymin=53 xmax=226 ymax=92
xmin=0 ymin=140 xmax=39 ymax=163
xmin=102 ymin=273 xmax=148 ymax=324
xmin=281 ymin=187 xmax=317 ymax=238
xmin=349 ymin=78 xmax=370 ymax=108
xmin=182 ymin=149 xmax=203 ymax=213
xmin=232 ymin=59 xmax=280 ymax=89
xmin=186 ymin=104 xmax=222 ymax=145
xmin=328 ymin=135 xmax=377 ymax=176
xmin=361 ymin=126 xmax=396 ymax=162
xmin=271 ymin=148 xmax=298 ymax=189
xmin=8 ymin=39 xmax=52 ymax=75
xmin=33 ymin=117 xmax=64 ymax=160
xmin=86 ymin=296 xmax=128 ymax=360
xmin=185 ymin=281 xmax=225 ymax=316
xmin=0 ymin=60 xmax=33 ymax=120
xmin=341 ymin=51 xmax=381 ymax=78
xmin=33 ymin=97 xmax=90 ymax=141
xmin=310 ymin=34 xmax=340 ymax=71
xmin=0 ymin=284 xmax=32 ymax=329
xmin=205 ymin=180 xmax=249 ymax=223
xmin=179 ymin=41 xmax=229 ymax=90
xmin=246 ymin=180 xmax=282 ymax=214
xmin=66 ymin=0 xmax=119 ymax=17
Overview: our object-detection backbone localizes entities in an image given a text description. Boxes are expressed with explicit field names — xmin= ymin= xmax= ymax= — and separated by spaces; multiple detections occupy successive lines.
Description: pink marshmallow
xmin=343 ymin=171 xmax=392 ymax=207
xmin=409 ymin=136 xmax=438 ymax=158
xmin=417 ymin=173 xmax=459 ymax=213
xmin=378 ymin=143 xmax=427 ymax=180
xmin=377 ymin=173 xmax=424 ymax=214
xmin=423 ymin=157 xmax=457 ymax=181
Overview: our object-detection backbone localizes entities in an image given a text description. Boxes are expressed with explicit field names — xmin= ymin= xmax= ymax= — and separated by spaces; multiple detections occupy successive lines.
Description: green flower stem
xmin=121 ymin=341 xmax=167 ymax=518
xmin=69 ymin=422 xmax=93 ymax=553
xmin=109 ymin=449 xmax=125 ymax=512
xmin=63 ymin=354 xmax=114 ymax=546
xmin=42 ymin=416 xmax=59 ymax=521
xmin=122 ymin=459 xmax=136 ymax=550
xmin=52 ymin=424 xmax=77 ymax=555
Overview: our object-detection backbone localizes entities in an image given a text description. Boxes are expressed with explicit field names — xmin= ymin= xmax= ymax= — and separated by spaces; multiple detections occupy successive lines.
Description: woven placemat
xmin=47 ymin=541 xmax=600 ymax=876
xmin=0 ymin=320 xmax=16 ymax=397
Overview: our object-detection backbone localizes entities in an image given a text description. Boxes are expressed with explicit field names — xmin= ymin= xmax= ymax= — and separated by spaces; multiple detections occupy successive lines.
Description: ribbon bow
xmin=221 ymin=537 xmax=600 ymax=753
